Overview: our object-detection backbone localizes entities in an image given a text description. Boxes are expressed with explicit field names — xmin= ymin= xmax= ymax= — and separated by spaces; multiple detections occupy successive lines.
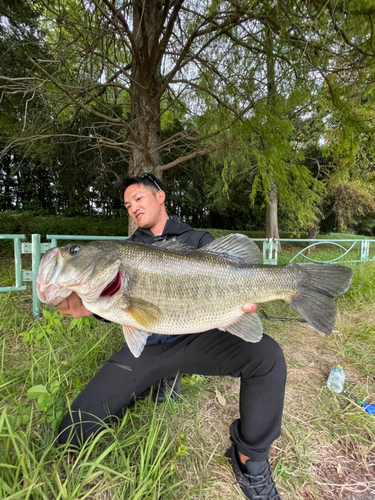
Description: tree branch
xmin=160 ymin=136 xmax=236 ymax=171
xmin=27 ymin=57 xmax=128 ymax=125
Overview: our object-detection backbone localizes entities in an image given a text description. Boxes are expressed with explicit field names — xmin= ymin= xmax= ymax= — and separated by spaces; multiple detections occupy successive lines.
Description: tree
xmin=211 ymin=1 xmax=324 ymax=238
xmin=1 ymin=0 xmax=273 ymax=231
xmin=212 ymin=0 xmax=375 ymax=238
xmin=1 ymin=1 xmax=259 ymax=167
xmin=300 ymin=89 xmax=375 ymax=238
xmin=2 ymin=0 xmax=375 ymax=235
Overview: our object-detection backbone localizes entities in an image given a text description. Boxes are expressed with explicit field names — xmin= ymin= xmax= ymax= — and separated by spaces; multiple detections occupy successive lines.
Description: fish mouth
xmin=99 ymin=271 xmax=122 ymax=297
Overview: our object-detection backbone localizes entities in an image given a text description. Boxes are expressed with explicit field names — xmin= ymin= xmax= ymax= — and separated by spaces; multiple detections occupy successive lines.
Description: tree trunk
xmin=68 ymin=188 xmax=75 ymax=209
xmin=265 ymin=24 xmax=281 ymax=251
xmin=305 ymin=223 xmax=319 ymax=254
xmin=307 ymin=224 xmax=318 ymax=240
xmin=266 ymin=180 xmax=280 ymax=239
xmin=129 ymin=0 xmax=163 ymax=177
xmin=127 ymin=1 xmax=165 ymax=235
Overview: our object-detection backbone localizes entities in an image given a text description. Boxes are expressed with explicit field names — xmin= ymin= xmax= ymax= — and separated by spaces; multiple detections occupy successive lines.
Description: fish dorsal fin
xmin=126 ymin=297 xmax=161 ymax=328
xmin=122 ymin=325 xmax=150 ymax=357
xmin=199 ymin=234 xmax=261 ymax=265
xmin=151 ymin=239 xmax=193 ymax=252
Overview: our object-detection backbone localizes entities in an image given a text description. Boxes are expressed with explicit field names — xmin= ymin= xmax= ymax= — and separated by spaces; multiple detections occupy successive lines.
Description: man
xmin=58 ymin=173 xmax=286 ymax=500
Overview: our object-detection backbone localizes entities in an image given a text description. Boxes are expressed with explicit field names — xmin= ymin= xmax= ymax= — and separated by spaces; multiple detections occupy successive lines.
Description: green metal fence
xmin=257 ymin=238 xmax=375 ymax=265
xmin=0 ymin=234 xmax=27 ymax=293
xmin=1 ymin=234 xmax=374 ymax=318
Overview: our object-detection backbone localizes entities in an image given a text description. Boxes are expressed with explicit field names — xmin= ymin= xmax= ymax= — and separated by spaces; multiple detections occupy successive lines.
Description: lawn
xmin=0 ymin=247 xmax=374 ymax=499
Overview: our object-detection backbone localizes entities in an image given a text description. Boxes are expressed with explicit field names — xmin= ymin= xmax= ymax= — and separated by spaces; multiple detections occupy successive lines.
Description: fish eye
xmin=69 ymin=245 xmax=81 ymax=256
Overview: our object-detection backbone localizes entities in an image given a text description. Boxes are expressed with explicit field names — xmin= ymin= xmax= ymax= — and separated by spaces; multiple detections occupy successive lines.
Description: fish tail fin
xmin=288 ymin=263 xmax=353 ymax=335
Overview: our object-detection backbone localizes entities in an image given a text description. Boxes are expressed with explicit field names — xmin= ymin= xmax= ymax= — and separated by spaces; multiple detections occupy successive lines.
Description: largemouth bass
xmin=36 ymin=234 xmax=353 ymax=357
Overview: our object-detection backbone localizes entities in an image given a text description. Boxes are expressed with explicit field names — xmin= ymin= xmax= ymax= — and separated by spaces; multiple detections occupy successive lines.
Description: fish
xmin=36 ymin=233 xmax=353 ymax=357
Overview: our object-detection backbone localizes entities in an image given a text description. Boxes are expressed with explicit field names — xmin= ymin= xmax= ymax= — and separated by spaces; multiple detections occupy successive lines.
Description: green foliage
xmin=27 ymin=380 xmax=64 ymax=431
xmin=298 ymin=85 xmax=375 ymax=234
xmin=0 ymin=211 xmax=129 ymax=254
xmin=19 ymin=309 xmax=62 ymax=343
xmin=181 ymin=374 xmax=204 ymax=386
xmin=216 ymin=97 xmax=325 ymax=232
xmin=68 ymin=315 xmax=97 ymax=332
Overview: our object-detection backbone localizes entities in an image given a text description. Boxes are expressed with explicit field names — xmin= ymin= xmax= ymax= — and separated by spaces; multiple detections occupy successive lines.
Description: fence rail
xmin=1 ymin=234 xmax=374 ymax=317
xmin=255 ymin=238 xmax=375 ymax=265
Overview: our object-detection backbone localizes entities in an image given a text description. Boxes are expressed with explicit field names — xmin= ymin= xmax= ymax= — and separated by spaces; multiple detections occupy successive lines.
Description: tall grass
xmin=0 ymin=293 xmax=185 ymax=499
xmin=0 ymin=245 xmax=374 ymax=499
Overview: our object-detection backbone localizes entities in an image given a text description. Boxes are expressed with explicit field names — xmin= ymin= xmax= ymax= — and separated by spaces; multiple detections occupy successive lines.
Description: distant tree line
xmin=1 ymin=1 xmax=375 ymax=236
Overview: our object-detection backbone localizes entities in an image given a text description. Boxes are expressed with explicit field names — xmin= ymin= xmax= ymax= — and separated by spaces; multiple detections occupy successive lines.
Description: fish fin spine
xmin=199 ymin=233 xmax=261 ymax=265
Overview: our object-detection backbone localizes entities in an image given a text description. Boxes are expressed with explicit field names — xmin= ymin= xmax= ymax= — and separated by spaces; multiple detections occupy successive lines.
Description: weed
xmin=19 ymin=309 xmax=63 ymax=343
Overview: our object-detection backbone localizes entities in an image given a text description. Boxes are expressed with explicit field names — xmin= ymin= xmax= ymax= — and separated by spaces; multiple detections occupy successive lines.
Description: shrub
xmin=0 ymin=211 xmax=128 ymax=255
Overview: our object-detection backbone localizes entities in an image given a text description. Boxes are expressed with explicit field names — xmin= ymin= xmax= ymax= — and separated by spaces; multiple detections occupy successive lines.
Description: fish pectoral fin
xmin=224 ymin=313 xmax=263 ymax=343
xmin=122 ymin=325 xmax=150 ymax=358
xmin=126 ymin=298 xmax=161 ymax=328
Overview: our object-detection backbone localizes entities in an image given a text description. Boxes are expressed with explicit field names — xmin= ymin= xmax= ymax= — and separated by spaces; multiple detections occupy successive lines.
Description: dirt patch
xmin=312 ymin=441 xmax=375 ymax=500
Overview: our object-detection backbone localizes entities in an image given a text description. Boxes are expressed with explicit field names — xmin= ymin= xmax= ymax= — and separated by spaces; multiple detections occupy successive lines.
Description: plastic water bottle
xmin=327 ymin=365 xmax=345 ymax=393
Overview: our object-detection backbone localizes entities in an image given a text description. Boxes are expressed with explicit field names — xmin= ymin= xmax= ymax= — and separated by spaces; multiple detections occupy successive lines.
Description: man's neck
xmin=148 ymin=214 xmax=170 ymax=235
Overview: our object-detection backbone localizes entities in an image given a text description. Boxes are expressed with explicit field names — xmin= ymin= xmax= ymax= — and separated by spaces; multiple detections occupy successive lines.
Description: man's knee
xmin=241 ymin=334 xmax=286 ymax=379
xmin=262 ymin=334 xmax=285 ymax=361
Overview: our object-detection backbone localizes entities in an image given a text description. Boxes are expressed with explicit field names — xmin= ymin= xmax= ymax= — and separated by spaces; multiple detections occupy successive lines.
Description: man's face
xmin=124 ymin=183 xmax=164 ymax=230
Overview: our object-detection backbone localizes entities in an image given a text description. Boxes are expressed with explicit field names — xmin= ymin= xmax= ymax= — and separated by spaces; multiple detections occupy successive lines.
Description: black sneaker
xmin=154 ymin=374 xmax=182 ymax=404
xmin=225 ymin=444 xmax=281 ymax=499
xmin=136 ymin=374 xmax=182 ymax=404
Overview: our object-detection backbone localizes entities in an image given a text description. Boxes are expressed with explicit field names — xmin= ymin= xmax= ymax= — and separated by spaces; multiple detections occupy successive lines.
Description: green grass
xmin=0 ymin=301 xmax=185 ymax=499
xmin=1 ymin=245 xmax=375 ymax=499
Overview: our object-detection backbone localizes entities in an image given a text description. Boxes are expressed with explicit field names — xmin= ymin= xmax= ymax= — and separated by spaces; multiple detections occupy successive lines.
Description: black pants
xmin=59 ymin=330 xmax=286 ymax=461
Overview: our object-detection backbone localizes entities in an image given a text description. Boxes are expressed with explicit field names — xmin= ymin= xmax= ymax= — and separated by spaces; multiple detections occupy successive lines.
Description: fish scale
xmin=36 ymin=234 xmax=353 ymax=358
xmin=128 ymin=261 xmax=294 ymax=333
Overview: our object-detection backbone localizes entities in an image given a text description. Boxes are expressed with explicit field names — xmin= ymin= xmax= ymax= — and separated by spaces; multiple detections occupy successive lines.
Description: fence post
xmin=263 ymin=239 xmax=278 ymax=265
xmin=360 ymin=240 xmax=369 ymax=262
xmin=14 ymin=236 xmax=24 ymax=289
xmin=31 ymin=234 xmax=42 ymax=318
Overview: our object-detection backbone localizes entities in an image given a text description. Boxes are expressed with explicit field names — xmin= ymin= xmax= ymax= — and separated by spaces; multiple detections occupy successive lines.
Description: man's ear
xmin=157 ymin=190 xmax=166 ymax=204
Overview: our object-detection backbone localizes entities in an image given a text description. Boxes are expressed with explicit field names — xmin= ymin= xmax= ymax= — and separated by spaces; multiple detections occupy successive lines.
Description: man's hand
xmin=58 ymin=292 xmax=93 ymax=318
xmin=242 ymin=303 xmax=257 ymax=314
